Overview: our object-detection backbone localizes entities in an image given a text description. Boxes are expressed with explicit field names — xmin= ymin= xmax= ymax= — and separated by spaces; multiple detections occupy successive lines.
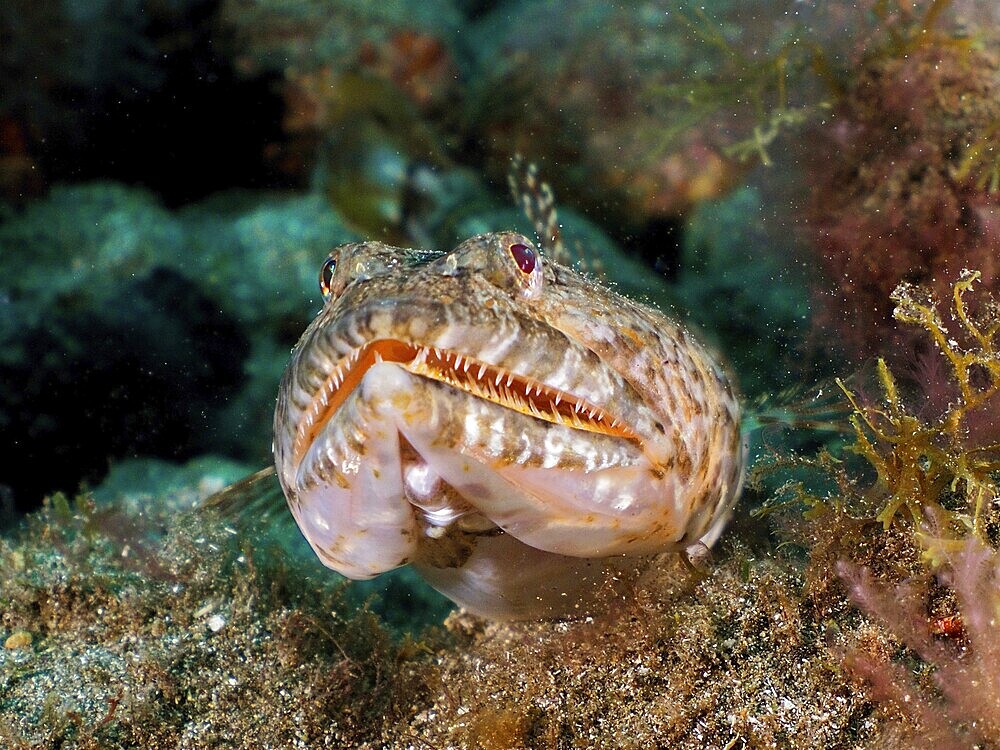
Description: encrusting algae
xmin=0 ymin=493 xmax=896 ymax=749
xmin=0 ymin=489 xmax=433 ymax=749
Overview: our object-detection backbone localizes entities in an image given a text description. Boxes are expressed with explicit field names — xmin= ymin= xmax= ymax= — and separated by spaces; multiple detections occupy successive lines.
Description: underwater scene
xmin=1 ymin=0 xmax=999 ymax=747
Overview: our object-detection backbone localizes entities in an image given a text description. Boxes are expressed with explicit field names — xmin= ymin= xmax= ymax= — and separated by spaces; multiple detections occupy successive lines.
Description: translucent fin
xmin=743 ymin=378 xmax=853 ymax=436
xmin=199 ymin=465 xmax=292 ymax=531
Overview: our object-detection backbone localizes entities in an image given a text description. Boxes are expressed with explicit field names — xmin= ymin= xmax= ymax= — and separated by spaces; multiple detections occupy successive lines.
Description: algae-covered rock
xmin=92 ymin=457 xmax=454 ymax=632
xmin=181 ymin=191 xmax=357 ymax=330
xmin=0 ymin=184 xmax=357 ymax=509
xmin=222 ymin=0 xmax=463 ymax=78
xmin=0 ymin=469 xmax=436 ymax=749
xmin=0 ymin=483 xmax=919 ymax=749
xmin=393 ymin=544 xmax=897 ymax=750
xmin=0 ymin=182 xmax=186 ymax=311
xmin=89 ymin=456 xmax=255 ymax=513
xmin=7 ymin=428 xmax=983 ymax=750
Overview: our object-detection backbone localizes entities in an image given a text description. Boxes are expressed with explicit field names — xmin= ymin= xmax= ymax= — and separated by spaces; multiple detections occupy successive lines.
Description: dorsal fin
xmin=508 ymin=154 xmax=570 ymax=264
xmin=507 ymin=155 xmax=607 ymax=277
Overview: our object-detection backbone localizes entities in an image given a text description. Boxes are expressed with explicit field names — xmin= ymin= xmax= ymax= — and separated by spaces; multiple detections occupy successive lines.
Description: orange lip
xmin=292 ymin=339 xmax=638 ymax=465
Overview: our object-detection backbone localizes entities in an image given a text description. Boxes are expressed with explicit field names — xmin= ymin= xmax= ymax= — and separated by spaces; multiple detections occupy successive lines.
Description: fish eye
xmin=319 ymin=254 xmax=337 ymax=301
xmin=509 ymin=242 xmax=536 ymax=275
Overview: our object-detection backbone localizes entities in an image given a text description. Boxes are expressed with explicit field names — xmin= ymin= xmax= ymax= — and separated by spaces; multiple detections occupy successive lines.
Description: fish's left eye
xmin=509 ymin=242 xmax=536 ymax=275
xmin=319 ymin=254 xmax=337 ymax=301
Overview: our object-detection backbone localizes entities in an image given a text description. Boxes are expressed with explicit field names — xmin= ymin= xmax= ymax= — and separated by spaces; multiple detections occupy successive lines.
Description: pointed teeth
xmin=337 ymin=342 xmax=629 ymax=436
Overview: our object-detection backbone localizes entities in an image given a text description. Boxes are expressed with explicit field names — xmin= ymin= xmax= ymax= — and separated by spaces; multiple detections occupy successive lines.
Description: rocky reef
xmin=2 ymin=0 xmax=999 ymax=746
xmin=3 ymin=275 xmax=999 ymax=748
xmin=0 ymin=183 xmax=356 ymax=511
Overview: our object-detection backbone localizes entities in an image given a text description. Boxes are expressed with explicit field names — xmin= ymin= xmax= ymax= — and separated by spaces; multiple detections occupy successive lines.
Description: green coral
xmin=89 ymin=456 xmax=256 ymax=512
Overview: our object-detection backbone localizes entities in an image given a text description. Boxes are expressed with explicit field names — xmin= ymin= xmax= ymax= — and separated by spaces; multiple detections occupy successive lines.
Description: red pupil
xmin=510 ymin=243 xmax=535 ymax=274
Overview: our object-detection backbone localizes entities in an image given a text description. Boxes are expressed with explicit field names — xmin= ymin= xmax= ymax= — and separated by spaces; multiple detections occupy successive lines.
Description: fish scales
xmin=273 ymin=231 xmax=745 ymax=619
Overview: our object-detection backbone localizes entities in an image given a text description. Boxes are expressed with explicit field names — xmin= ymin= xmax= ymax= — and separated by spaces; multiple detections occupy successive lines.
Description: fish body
xmin=274 ymin=232 xmax=745 ymax=618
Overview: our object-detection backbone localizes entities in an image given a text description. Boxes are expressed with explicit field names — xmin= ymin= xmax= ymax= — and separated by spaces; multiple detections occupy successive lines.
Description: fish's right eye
xmin=319 ymin=254 xmax=338 ymax=301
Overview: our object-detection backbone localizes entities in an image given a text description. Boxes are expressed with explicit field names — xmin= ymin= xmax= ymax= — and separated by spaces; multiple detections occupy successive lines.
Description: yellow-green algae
xmin=752 ymin=272 xmax=1000 ymax=748
xmin=840 ymin=271 xmax=1000 ymax=547
xmin=759 ymin=271 xmax=1000 ymax=559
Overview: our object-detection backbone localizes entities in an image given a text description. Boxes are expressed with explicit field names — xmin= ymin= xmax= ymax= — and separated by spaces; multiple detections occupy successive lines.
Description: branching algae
xmin=836 ymin=270 xmax=1000 ymax=555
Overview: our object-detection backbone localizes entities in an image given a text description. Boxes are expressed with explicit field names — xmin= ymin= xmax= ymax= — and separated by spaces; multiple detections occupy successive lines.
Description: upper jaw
xmin=280 ymin=295 xmax=676 ymax=475
xmin=286 ymin=334 xmax=646 ymax=470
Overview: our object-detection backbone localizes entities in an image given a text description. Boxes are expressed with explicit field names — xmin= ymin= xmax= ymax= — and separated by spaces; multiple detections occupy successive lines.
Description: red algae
xmin=806 ymin=33 xmax=1000 ymax=362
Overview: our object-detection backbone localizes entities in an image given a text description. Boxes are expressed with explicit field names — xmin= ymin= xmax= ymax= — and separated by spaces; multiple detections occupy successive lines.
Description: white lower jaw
xmin=283 ymin=362 xmax=719 ymax=613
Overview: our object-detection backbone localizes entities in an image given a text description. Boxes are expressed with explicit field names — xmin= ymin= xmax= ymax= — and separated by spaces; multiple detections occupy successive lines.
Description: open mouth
xmin=292 ymin=338 xmax=638 ymax=464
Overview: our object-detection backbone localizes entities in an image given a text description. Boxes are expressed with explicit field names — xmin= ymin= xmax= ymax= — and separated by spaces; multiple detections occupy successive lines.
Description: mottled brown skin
xmin=274 ymin=232 xmax=745 ymax=618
